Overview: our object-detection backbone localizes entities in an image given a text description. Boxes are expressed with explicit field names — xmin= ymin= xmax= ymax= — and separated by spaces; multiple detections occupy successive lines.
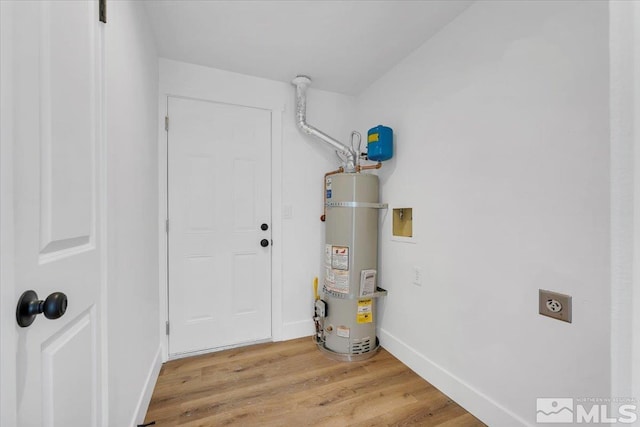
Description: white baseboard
xmin=279 ymin=319 xmax=313 ymax=341
xmin=131 ymin=345 xmax=162 ymax=427
xmin=378 ymin=328 xmax=530 ymax=427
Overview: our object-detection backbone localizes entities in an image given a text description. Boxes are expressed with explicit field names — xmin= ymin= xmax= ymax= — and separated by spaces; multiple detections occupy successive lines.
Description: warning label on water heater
xmin=357 ymin=299 xmax=373 ymax=324
xmin=337 ymin=325 xmax=350 ymax=338
xmin=332 ymin=271 xmax=349 ymax=293
xmin=325 ymin=267 xmax=349 ymax=294
xmin=331 ymin=246 xmax=349 ymax=270
xmin=359 ymin=269 xmax=376 ymax=297
xmin=325 ymin=245 xmax=350 ymax=294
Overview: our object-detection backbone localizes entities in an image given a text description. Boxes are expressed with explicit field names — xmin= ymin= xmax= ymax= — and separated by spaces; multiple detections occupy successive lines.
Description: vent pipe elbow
xmin=292 ymin=76 xmax=357 ymax=172
xmin=292 ymin=75 xmax=312 ymax=133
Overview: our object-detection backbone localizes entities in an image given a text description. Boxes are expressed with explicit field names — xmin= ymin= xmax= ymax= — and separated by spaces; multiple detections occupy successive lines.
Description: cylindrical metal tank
xmin=322 ymin=172 xmax=379 ymax=356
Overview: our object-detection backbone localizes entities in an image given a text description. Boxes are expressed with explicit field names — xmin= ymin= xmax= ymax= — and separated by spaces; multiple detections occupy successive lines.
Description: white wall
xmin=158 ymin=59 xmax=356 ymax=344
xmin=105 ymin=2 xmax=160 ymax=426
xmin=355 ymin=1 xmax=610 ymax=425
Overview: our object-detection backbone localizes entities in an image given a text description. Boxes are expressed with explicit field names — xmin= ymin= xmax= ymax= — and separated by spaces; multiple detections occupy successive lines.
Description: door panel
xmin=168 ymin=97 xmax=272 ymax=356
xmin=42 ymin=310 xmax=95 ymax=426
xmin=186 ymin=157 xmax=216 ymax=230
xmin=39 ymin=0 xmax=95 ymax=256
xmin=10 ymin=1 xmax=104 ymax=426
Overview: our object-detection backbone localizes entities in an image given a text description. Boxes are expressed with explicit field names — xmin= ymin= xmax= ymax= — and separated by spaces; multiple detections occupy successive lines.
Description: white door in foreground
xmin=5 ymin=1 xmax=105 ymax=426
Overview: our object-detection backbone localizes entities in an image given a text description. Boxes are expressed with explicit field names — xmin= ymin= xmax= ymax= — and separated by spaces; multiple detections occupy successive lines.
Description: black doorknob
xmin=260 ymin=239 xmax=270 ymax=247
xmin=16 ymin=290 xmax=68 ymax=328
xmin=261 ymin=223 xmax=269 ymax=231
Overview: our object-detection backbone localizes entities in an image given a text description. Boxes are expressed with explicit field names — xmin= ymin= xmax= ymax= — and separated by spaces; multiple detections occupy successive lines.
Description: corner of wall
xmin=106 ymin=1 xmax=160 ymax=425
xmin=131 ymin=346 xmax=162 ymax=427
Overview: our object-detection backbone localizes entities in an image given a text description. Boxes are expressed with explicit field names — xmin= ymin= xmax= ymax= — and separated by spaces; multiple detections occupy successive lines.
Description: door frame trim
xmin=158 ymin=93 xmax=284 ymax=362
xmin=610 ymin=0 xmax=640 ymax=402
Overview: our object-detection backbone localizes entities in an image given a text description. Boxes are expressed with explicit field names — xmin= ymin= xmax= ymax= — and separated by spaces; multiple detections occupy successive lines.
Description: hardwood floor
xmin=144 ymin=337 xmax=485 ymax=426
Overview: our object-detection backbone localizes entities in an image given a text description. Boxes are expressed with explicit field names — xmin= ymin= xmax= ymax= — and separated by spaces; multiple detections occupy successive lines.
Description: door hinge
xmin=165 ymin=219 xmax=169 ymax=233
xmin=165 ymin=321 xmax=170 ymax=335
xmin=165 ymin=116 xmax=169 ymax=131
xmin=99 ymin=0 xmax=107 ymax=23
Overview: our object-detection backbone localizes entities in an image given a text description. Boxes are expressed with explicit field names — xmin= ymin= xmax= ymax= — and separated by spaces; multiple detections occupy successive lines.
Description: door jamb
xmin=158 ymin=94 xmax=284 ymax=361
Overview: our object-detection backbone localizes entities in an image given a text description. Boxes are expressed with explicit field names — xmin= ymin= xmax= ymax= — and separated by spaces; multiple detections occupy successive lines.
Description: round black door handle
xmin=16 ymin=290 xmax=68 ymax=328
xmin=261 ymin=223 xmax=269 ymax=231
xmin=260 ymin=239 xmax=270 ymax=247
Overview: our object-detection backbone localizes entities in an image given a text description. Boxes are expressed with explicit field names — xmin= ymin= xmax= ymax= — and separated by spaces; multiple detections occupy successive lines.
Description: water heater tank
xmin=321 ymin=172 xmax=383 ymax=358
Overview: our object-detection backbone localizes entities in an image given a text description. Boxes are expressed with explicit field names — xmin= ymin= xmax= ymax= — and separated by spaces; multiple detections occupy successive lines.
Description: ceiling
xmin=144 ymin=1 xmax=473 ymax=96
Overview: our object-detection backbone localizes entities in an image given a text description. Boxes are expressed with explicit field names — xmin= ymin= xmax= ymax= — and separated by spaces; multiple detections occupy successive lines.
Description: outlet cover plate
xmin=539 ymin=289 xmax=572 ymax=323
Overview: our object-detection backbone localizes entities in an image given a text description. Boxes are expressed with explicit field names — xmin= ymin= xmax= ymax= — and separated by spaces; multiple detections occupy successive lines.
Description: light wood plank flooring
xmin=144 ymin=337 xmax=485 ymax=426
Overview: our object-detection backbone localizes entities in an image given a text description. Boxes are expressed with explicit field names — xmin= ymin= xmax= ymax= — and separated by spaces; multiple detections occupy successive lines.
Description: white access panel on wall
xmin=167 ymin=97 xmax=272 ymax=356
xmin=4 ymin=1 xmax=105 ymax=425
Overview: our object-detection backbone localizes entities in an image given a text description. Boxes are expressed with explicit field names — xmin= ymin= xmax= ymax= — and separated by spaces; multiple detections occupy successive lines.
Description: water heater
xmin=318 ymin=173 xmax=387 ymax=360
xmin=292 ymin=75 xmax=390 ymax=361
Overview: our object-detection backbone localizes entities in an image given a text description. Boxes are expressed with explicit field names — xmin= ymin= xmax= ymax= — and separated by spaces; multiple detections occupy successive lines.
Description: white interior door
xmin=6 ymin=1 xmax=104 ymax=426
xmin=167 ymin=96 xmax=272 ymax=356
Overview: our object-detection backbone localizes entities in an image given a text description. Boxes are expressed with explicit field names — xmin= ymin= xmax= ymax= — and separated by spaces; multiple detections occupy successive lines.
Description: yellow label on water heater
xmin=357 ymin=299 xmax=373 ymax=324
xmin=367 ymin=133 xmax=379 ymax=143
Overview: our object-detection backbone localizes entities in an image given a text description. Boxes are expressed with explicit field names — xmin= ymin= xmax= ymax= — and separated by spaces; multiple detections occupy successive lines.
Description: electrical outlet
xmin=539 ymin=289 xmax=572 ymax=323
xmin=412 ymin=266 xmax=422 ymax=286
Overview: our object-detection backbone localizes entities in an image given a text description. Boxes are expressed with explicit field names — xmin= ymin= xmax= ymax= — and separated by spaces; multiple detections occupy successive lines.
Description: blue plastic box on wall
xmin=367 ymin=125 xmax=393 ymax=162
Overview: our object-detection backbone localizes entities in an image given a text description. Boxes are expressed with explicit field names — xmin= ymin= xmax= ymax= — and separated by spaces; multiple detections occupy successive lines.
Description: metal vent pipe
xmin=292 ymin=76 xmax=357 ymax=172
